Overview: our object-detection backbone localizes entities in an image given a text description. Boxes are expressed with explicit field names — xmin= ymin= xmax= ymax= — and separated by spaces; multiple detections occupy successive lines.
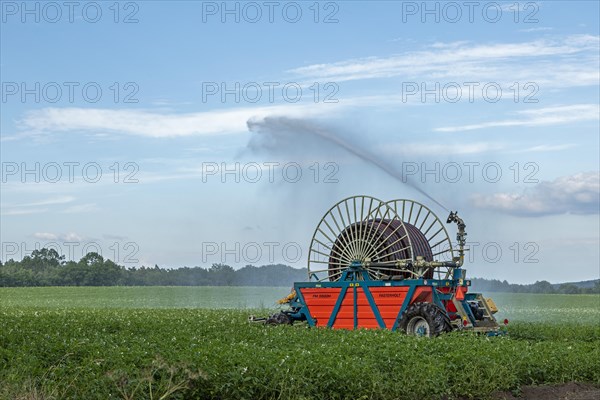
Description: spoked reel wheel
xmin=307 ymin=195 xmax=416 ymax=282
xmin=307 ymin=196 xmax=456 ymax=282
xmin=384 ymin=199 xmax=455 ymax=280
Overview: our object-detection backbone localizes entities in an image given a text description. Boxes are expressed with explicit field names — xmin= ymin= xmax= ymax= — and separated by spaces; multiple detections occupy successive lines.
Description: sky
xmin=0 ymin=0 xmax=598 ymax=284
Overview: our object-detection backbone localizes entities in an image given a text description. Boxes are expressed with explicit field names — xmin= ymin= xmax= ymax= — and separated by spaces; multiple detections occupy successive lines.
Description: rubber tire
xmin=266 ymin=312 xmax=293 ymax=325
xmin=398 ymin=302 xmax=452 ymax=337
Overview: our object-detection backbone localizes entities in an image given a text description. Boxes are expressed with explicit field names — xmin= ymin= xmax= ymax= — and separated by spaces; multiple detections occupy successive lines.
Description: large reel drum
xmin=307 ymin=196 xmax=455 ymax=282
xmin=385 ymin=199 xmax=455 ymax=280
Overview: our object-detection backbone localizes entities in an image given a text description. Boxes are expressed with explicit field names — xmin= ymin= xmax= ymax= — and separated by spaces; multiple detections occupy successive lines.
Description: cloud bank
xmin=472 ymin=172 xmax=600 ymax=216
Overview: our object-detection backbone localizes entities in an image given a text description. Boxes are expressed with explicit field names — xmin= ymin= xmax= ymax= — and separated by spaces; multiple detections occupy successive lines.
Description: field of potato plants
xmin=1 ymin=287 xmax=599 ymax=399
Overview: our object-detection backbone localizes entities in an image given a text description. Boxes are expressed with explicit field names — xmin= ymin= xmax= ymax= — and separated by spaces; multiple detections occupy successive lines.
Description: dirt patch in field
xmin=492 ymin=382 xmax=600 ymax=400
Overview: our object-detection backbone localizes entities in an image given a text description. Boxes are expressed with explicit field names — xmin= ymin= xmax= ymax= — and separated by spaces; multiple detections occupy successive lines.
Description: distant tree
xmin=80 ymin=252 xmax=104 ymax=267
xmin=585 ymin=281 xmax=600 ymax=294
xmin=209 ymin=263 xmax=235 ymax=286
xmin=530 ymin=280 xmax=556 ymax=294
xmin=95 ymin=259 xmax=124 ymax=286
xmin=558 ymin=283 xmax=581 ymax=294
xmin=19 ymin=248 xmax=65 ymax=271
xmin=58 ymin=261 xmax=89 ymax=286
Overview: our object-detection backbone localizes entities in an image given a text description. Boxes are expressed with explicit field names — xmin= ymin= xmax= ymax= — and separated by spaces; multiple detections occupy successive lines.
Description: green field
xmin=2 ymin=286 xmax=599 ymax=324
xmin=1 ymin=287 xmax=599 ymax=399
xmin=0 ymin=286 xmax=287 ymax=309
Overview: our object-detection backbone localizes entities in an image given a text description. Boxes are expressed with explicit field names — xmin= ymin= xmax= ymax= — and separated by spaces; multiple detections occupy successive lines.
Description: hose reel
xmin=308 ymin=196 xmax=460 ymax=282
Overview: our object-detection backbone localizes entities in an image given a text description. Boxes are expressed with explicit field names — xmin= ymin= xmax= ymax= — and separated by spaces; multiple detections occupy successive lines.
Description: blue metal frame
xmin=290 ymin=265 xmax=477 ymax=331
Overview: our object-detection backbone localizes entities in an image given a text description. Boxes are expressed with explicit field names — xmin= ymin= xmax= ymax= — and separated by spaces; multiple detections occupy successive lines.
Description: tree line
xmin=1 ymin=248 xmax=598 ymax=294
xmin=470 ymin=277 xmax=600 ymax=295
xmin=0 ymin=249 xmax=306 ymax=287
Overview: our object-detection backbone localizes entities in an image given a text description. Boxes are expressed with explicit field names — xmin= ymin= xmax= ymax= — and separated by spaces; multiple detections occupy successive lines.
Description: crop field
xmin=1 ymin=287 xmax=599 ymax=399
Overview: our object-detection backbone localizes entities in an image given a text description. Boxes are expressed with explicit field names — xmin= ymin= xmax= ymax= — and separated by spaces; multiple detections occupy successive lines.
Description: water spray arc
xmin=246 ymin=117 xmax=449 ymax=211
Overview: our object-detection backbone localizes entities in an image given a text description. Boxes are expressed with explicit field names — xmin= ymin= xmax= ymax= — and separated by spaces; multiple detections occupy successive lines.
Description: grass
xmin=491 ymin=292 xmax=600 ymax=324
xmin=0 ymin=286 xmax=289 ymax=309
xmin=0 ymin=288 xmax=599 ymax=399
xmin=2 ymin=287 xmax=599 ymax=323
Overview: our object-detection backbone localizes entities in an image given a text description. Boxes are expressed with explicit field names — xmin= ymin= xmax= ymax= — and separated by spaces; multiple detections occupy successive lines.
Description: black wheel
xmin=398 ymin=302 xmax=452 ymax=337
xmin=266 ymin=312 xmax=292 ymax=325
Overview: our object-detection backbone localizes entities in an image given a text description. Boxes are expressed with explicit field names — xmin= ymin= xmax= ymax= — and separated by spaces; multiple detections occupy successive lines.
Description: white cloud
xmin=33 ymin=232 xmax=58 ymax=240
xmin=0 ymin=134 xmax=22 ymax=142
xmin=6 ymin=35 xmax=600 ymax=143
xmin=21 ymin=196 xmax=75 ymax=207
xmin=1 ymin=196 xmax=76 ymax=216
xmin=288 ymin=35 xmax=599 ymax=87
xmin=519 ymin=27 xmax=553 ymax=33
xmin=2 ymin=208 xmax=48 ymax=216
xmin=19 ymin=103 xmax=341 ymax=138
xmin=515 ymin=143 xmax=578 ymax=153
xmin=379 ymin=142 xmax=505 ymax=156
xmin=61 ymin=203 xmax=98 ymax=214
xmin=435 ymin=104 xmax=599 ymax=132
xmin=63 ymin=232 xmax=84 ymax=242
xmin=33 ymin=232 xmax=84 ymax=242
xmin=471 ymin=171 xmax=600 ymax=216
xmin=381 ymin=141 xmax=578 ymax=156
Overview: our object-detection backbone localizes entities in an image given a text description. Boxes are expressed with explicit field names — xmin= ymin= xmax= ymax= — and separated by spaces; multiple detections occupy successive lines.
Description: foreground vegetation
xmin=1 ymin=288 xmax=599 ymax=399
xmin=1 ymin=308 xmax=599 ymax=400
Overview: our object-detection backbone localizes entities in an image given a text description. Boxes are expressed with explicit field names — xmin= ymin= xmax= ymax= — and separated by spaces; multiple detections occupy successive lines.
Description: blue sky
xmin=1 ymin=1 xmax=599 ymax=283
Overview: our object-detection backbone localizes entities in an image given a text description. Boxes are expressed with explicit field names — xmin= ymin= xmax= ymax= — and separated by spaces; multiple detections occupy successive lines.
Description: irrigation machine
xmin=252 ymin=196 xmax=505 ymax=337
